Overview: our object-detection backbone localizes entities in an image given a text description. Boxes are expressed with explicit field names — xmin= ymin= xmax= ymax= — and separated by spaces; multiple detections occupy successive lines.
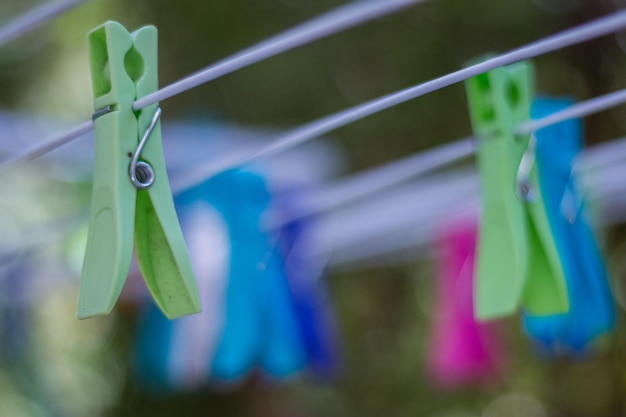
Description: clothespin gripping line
xmin=91 ymin=103 xmax=162 ymax=189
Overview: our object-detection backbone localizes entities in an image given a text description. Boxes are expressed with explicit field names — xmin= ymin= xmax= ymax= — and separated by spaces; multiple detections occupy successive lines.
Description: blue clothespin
xmin=201 ymin=171 xmax=305 ymax=381
xmin=523 ymin=97 xmax=615 ymax=355
xmin=140 ymin=170 xmax=305 ymax=386
xmin=185 ymin=172 xmax=264 ymax=382
xmin=275 ymin=188 xmax=341 ymax=378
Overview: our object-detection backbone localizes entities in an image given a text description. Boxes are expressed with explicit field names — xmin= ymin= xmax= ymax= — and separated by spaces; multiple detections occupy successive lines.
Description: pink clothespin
xmin=428 ymin=219 xmax=505 ymax=388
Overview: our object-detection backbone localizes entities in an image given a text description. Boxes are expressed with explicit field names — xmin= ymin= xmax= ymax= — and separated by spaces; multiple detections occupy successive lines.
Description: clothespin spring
xmin=91 ymin=104 xmax=161 ymax=189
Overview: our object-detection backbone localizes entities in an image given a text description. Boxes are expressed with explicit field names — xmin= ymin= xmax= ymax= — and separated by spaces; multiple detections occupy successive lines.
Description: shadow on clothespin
xmin=78 ymin=21 xmax=201 ymax=319
xmin=464 ymin=58 xmax=569 ymax=320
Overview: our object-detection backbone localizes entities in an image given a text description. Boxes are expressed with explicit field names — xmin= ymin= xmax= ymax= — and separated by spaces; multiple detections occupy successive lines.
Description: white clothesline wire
xmin=0 ymin=0 xmax=424 ymax=171
xmin=132 ymin=0 xmax=425 ymax=110
xmin=3 ymin=5 xmax=626 ymax=204
xmin=4 ymin=7 xmax=626 ymax=175
xmin=171 ymin=9 xmax=626 ymax=192
xmin=5 ymin=135 xmax=626 ymax=276
xmin=322 ymin=138 xmax=626 ymax=268
xmin=172 ymin=81 xmax=626 ymax=195
xmin=517 ymin=88 xmax=626 ymax=134
xmin=0 ymin=121 xmax=94 ymax=168
xmin=270 ymin=86 xmax=626 ymax=226
xmin=0 ymin=0 xmax=90 ymax=46
xmin=265 ymin=138 xmax=475 ymax=227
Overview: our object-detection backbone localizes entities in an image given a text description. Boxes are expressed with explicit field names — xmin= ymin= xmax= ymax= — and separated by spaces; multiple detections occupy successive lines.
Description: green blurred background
xmin=2 ymin=0 xmax=626 ymax=416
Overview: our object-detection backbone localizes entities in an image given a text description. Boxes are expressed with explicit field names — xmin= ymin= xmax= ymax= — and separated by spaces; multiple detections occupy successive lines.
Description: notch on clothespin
xmin=78 ymin=21 xmax=201 ymax=319
xmin=465 ymin=59 xmax=568 ymax=320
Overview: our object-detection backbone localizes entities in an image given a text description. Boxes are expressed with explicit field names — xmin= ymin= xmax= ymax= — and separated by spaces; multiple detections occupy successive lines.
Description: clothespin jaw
xmin=130 ymin=26 xmax=201 ymax=319
xmin=79 ymin=21 xmax=201 ymax=319
xmin=465 ymin=59 xmax=569 ymax=320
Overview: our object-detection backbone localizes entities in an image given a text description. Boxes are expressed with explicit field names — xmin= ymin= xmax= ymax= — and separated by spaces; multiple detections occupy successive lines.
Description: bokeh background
xmin=3 ymin=0 xmax=626 ymax=416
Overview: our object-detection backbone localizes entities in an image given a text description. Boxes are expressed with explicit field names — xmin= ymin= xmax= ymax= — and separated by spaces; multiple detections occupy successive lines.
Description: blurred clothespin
xmin=275 ymin=188 xmax=341 ymax=379
xmin=523 ymin=97 xmax=615 ymax=354
xmin=465 ymin=60 xmax=568 ymax=320
xmin=78 ymin=21 xmax=200 ymax=319
xmin=200 ymin=171 xmax=305 ymax=382
xmin=428 ymin=219 xmax=505 ymax=387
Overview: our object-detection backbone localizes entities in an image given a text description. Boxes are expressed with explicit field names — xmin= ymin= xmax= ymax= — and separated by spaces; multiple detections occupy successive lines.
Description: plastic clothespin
xmin=523 ymin=97 xmax=615 ymax=354
xmin=428 ymin=219 xmax=504 ymax=387
xmin=275 ymin=188 xmax=341 ymax=378
xmin=78 ymin=21 xmax=201 ymax=319
xmin=203 ymin=170 xmax=305 ymax=382
xmin=465 ymin=59 xmax=568 ymax=320
xmin=192 ymin=172 xmax=261 ymax=382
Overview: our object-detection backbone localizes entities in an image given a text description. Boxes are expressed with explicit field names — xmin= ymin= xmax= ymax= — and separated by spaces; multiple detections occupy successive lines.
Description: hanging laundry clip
xmin=523 ymin=97 xmax=615 ymax=354
xmin=465 ymin=59 xmax=569 ymax=320
xmin=78 ymin=21 xmax=201 ymax=319
xmin=428 ymin=220 xmax=505 ymax=387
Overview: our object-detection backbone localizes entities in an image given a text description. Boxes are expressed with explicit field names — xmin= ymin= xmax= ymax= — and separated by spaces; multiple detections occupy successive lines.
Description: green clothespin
xmin=465 ymin=59 xmax=568 ymax=320
xmin=78 ymin=21 xmax=201 ymax=319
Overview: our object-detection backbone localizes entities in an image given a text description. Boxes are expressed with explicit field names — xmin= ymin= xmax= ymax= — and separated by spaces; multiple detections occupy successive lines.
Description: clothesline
xmin=0 ymin=0 xmax=424 ymax=171
xmin=4 ymin=133 xmax=626 ymax=282
xmin=132 ymin=0 xmax=425 ymax=110
xmin=269 ymin=85 xmax=626 ymax=226
xmin=517 ymin=88 xmax=626 ymax=134
xmin=320 ymin=138 xmax=626 ymax=268
xmin=2 ymin=7 xmax=626 ymax=178
xmin=171 ymin=9 xmax=626 ymax=191
xmin=172 ymin=82 xmax=626 ymax=194
xmin=266 ymin=138 xmax=475 ymax=227
xmin=0 ymin=0 xmax=90 ymax=46
xmin=3 ymin=1 xmax=626 ymax=250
